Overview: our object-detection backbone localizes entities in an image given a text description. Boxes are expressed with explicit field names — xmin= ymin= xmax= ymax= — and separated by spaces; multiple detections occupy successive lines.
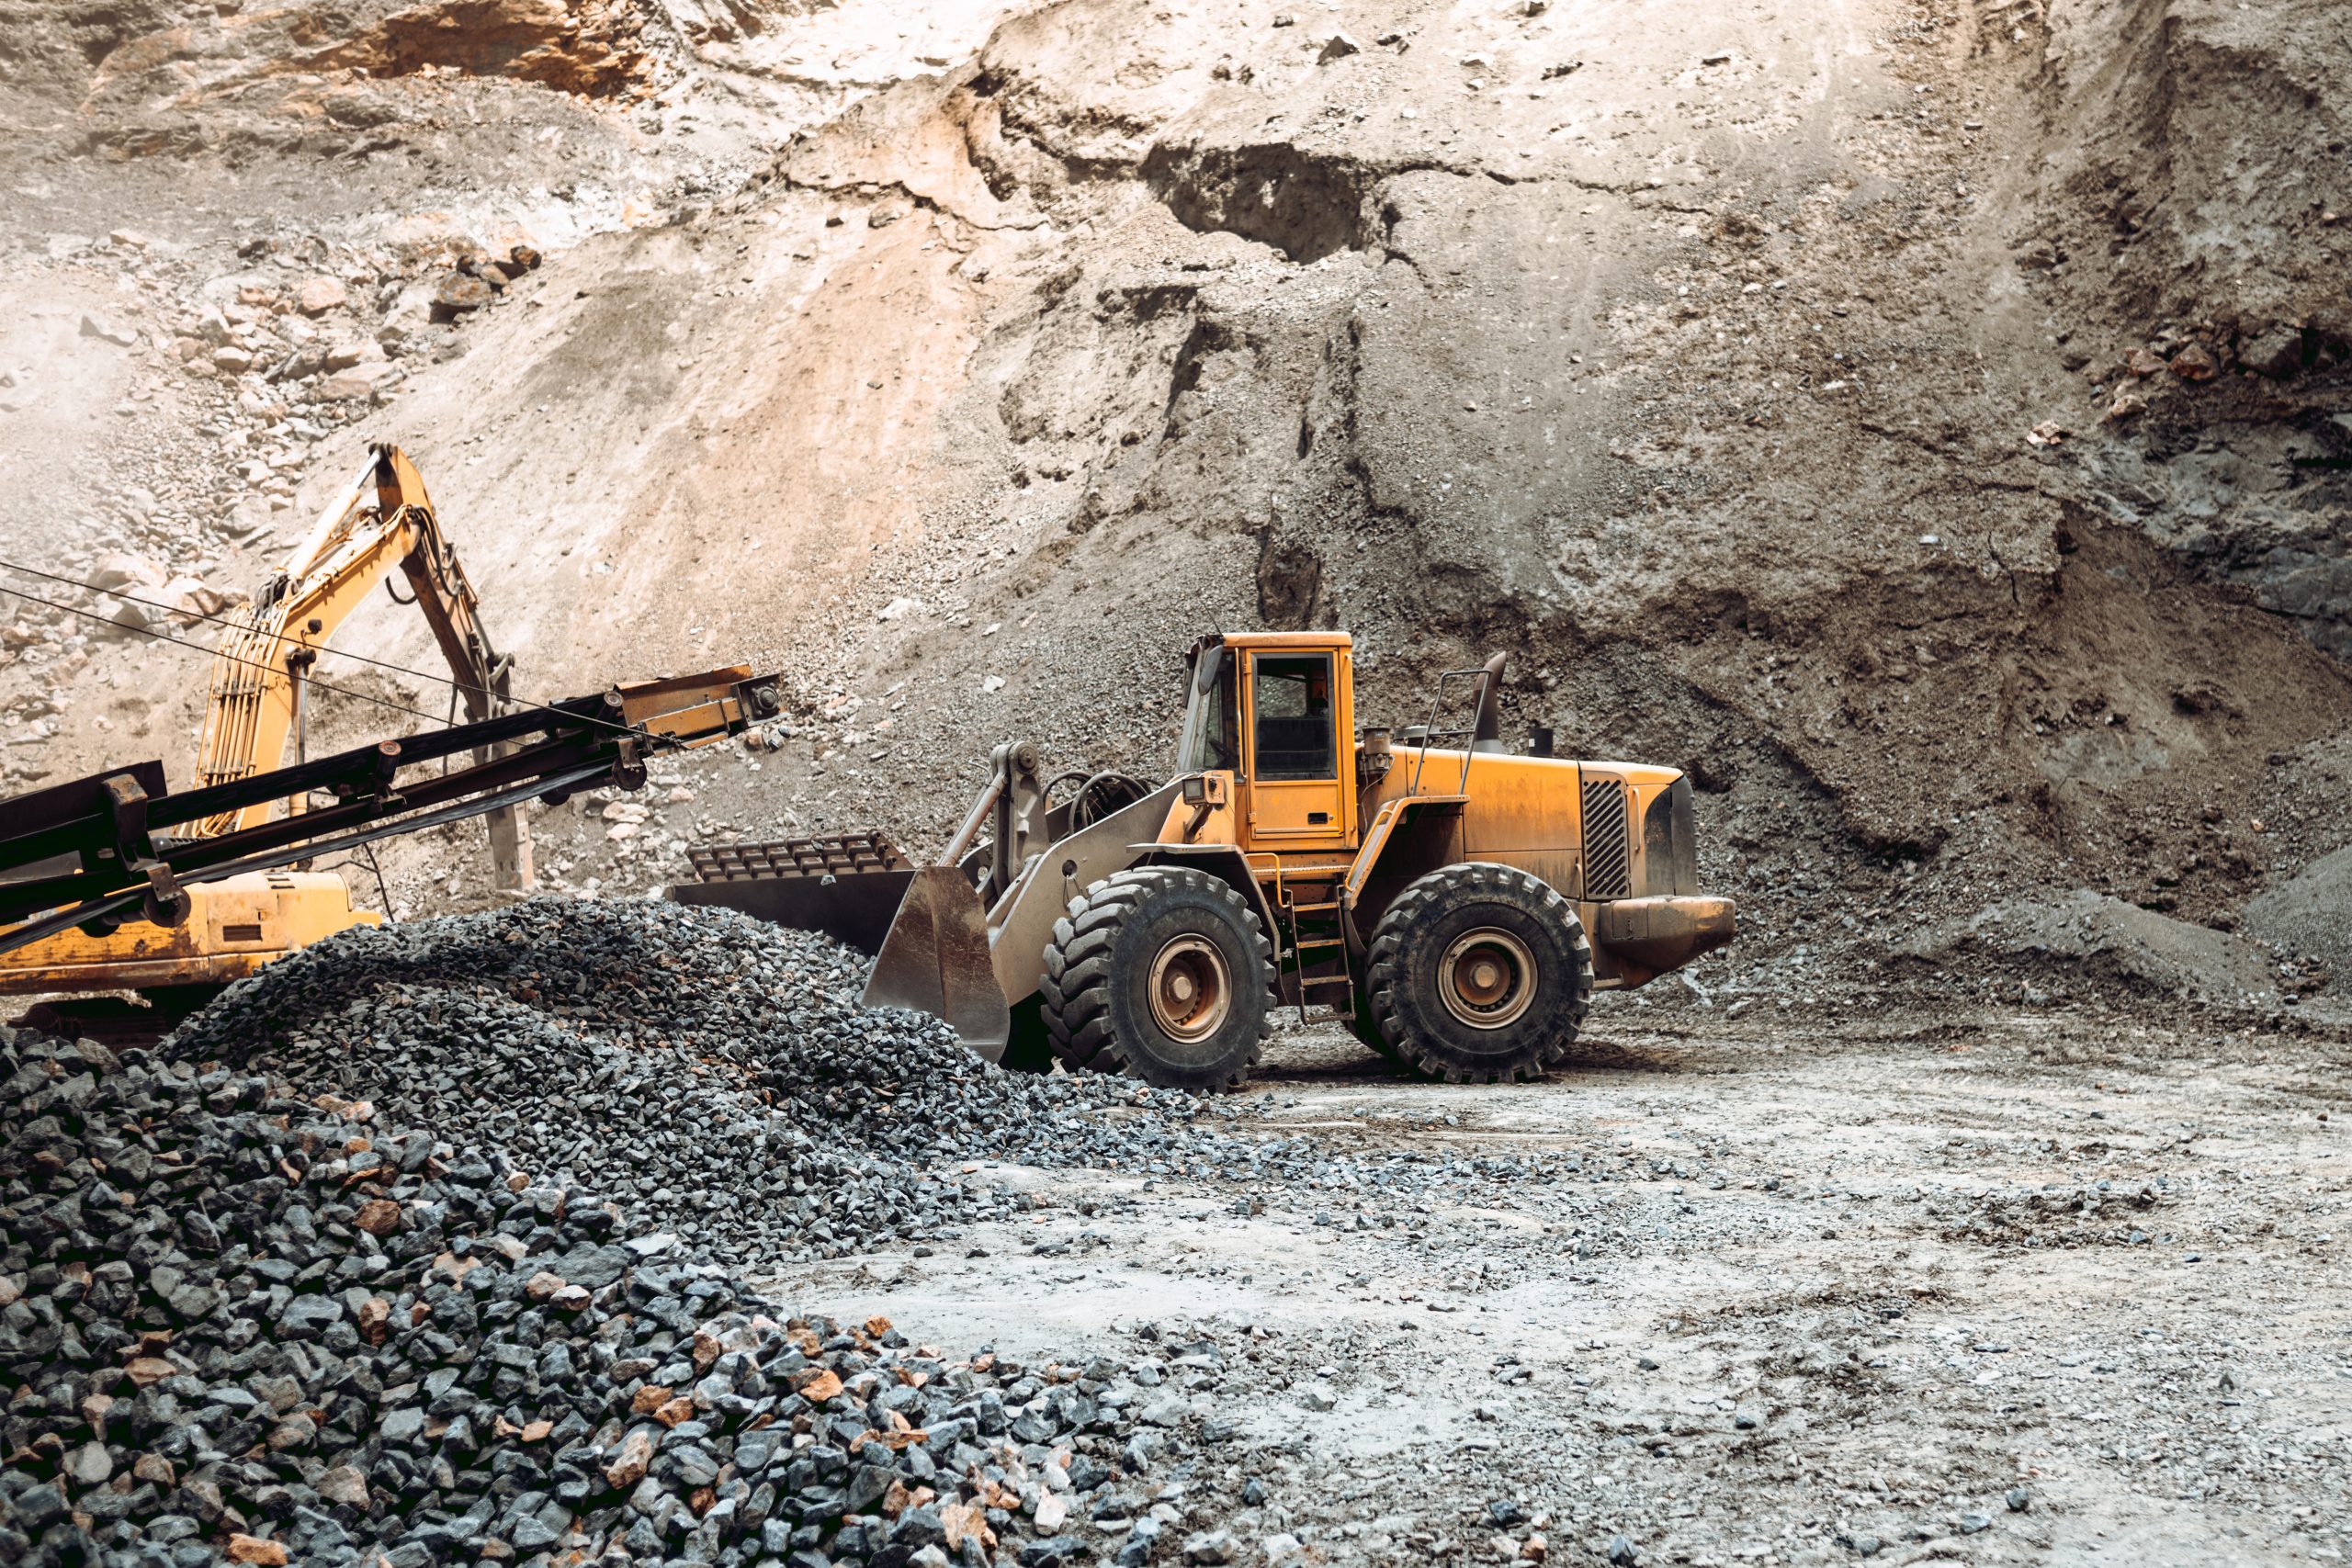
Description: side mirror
xmin=1193 ymin=645 xmax=1225 ymax=695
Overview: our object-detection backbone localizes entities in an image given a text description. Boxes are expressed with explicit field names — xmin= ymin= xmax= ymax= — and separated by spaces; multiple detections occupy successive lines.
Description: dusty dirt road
xmin=771 ymin=1014 xmax=2351 ymax=1567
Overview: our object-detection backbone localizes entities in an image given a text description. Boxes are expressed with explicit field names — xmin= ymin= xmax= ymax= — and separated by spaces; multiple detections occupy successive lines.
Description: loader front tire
xmin=1366 ymin=863 xmax=1593 ymax=1083
xmin=1345 ymin=993 xmax=1400 ymax=1061
xmin=1039 ymin=867 xmax=1273 ymax=1092
xmin=999 ymin=996 xmax=1056 ymax=1075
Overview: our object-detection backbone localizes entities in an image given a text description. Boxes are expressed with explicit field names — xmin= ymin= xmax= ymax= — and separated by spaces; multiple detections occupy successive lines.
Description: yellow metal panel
xmin=0 ymin=873 xmax=378 ymax=996
xmin=1152 ymin=772 xmax=1240 ymax=846
xmin=1218 ymin=631 xmax=1355 ymax=653
xmin=1237 ymin=648 xmax=1356 ymax=850
xmin=1363 ymin=750 xmax=1586 ymax=885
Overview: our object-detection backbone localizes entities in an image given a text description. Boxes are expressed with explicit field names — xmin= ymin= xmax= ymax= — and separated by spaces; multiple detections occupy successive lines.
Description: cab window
xmin=1175 ymin=649 xmax=1240 ymax=774
xmin=1251 ymin=655 xmax=1336 ymax=780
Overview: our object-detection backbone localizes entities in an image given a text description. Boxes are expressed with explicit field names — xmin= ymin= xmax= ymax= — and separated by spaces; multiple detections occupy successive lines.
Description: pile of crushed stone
xmin=166 ymin=900 xmax=1212 ymax=1267
xmin=0 ymin=1023 xmax=1191 ymax=1568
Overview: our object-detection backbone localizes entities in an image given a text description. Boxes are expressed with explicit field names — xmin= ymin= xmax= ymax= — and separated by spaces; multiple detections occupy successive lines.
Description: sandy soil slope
xmin=0 ymin=0 xmax=2345 ymax=1003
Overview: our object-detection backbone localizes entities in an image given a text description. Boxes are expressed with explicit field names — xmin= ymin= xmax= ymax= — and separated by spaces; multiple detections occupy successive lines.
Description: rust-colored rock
xmin=433 ymin=274 xmax=494 ymax=320
xmin=352 ymin=1199 xmax=401 ymax=1235
xmin=630 ymin=1385 xmax=673 ymax=1415
xmin=305 ymin=0 xmax=656 ymax=98
xmin=2169 ymin=343 xmax=2219 ymax=381
xmin=356 ymin=1297 xmax=390 ymax=1344
xmin=225 ymin=1535 xmax=288 ymax=1566
xmin=603 ymin=1427 xmax=654 ymax=1489
xmin=524 ymin=1270 xmax=565 ymax=1302
xmin=794 ymin=1368 xmax=843 ymax=1404
xmin=940 ymin=1503 xmax=995 ymax=1554
xmin=123 ymin=1357 xmax=176 ymax=1387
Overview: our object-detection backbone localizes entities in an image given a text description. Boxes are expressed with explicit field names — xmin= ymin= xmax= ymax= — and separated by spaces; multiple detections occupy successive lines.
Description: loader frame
xmin=672 ymin=629 xmax=1734 ymax=1077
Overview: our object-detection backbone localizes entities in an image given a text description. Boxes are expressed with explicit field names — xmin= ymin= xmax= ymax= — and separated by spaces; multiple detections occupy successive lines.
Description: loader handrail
xmin=1407 ymin=664 xmax=1500 ymax=795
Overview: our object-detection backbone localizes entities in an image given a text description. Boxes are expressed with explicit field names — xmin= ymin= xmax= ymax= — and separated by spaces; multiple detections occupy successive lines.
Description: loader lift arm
xmin=197 ymin=443 xmax=527 ymax=886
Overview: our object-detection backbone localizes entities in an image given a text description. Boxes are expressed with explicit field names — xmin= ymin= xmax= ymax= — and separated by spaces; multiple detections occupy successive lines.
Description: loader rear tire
xmin=1365 ymin=863 xmax=1593 ymax=1084
xmin=1039 ymin=867 xmax=1273 ymax=1092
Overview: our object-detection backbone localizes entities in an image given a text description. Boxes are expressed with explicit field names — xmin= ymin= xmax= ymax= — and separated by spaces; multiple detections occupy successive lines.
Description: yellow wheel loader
xmin=1 ymin=443 xmax=526 ymax=1036
xmin=675 ymin=632 xmax=1735 ymax=1089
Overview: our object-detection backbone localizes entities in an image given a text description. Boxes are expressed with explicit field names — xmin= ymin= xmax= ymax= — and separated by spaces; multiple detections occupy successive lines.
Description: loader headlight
xmin=1182 ymin=775 xmax=1207 ymax=805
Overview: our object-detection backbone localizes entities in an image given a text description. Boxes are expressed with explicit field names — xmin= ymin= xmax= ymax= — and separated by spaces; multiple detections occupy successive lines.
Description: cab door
xmin=1239 ymin=649 xmax=1355 ymax=849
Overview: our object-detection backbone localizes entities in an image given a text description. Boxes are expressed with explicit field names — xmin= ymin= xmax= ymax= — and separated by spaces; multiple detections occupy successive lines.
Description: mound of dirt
xmin=2244 ymin=846 xmax=2352 ymax=983
xmin=1899 ymin=889 xmax=2279 ymax=1009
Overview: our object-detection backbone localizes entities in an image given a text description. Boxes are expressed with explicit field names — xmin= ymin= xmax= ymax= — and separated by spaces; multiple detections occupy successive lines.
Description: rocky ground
xmin=10 ymin=906 xmax=2345 ymax=1567
xmin=3 ymin=0 xmax=2349 ymax=1562
xmin=786 ymin=1011 xmax=2352 ymax=1568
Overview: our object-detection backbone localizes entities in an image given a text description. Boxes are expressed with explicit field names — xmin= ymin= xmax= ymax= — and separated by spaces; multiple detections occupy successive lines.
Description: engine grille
xmin=1582 ymin=775 xmax=1632 ymax=899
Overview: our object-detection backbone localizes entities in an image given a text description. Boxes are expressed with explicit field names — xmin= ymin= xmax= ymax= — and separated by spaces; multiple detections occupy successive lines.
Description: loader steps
xmin=1274 ymin=882 xmax=1355 ymax=1025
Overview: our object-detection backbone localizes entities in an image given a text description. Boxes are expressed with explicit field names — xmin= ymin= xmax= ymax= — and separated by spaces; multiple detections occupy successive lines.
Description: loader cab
xmin=1176 ymin=632 xmax=1358 ymax=850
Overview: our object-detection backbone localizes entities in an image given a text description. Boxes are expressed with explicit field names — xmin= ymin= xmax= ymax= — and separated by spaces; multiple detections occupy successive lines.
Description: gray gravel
xmin=164 ymin=900 xmax=1227 ymax=1268
xmin=0 ymin=1022 xmax=1193 ymax=1568
xmin=164 ymin=900 xmax=1558 ymax=1267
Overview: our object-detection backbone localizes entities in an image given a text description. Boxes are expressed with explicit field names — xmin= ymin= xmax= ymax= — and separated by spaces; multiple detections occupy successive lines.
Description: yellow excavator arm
xmin=193 ymin=445 xmax=530 ymax=886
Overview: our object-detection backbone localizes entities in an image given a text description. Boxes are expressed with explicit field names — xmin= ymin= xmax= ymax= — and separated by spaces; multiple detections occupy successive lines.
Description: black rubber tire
xmin=999 ymin=995 xmax=1056 ymax=1075
xmin=1365 ymin=863 xmax=1593 ymax=1083
xmin=1038 ymin=866 xmax=1273 ymax=1091
xmin=1345 ymin=991 xmax=1399 ymax=1060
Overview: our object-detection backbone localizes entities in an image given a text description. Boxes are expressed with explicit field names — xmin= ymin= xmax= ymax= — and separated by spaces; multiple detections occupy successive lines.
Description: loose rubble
xmin=165 ymin=900 xmax=1214 ymax=1268
xmin=0 ymin=1022 xmax=1191 ymax=1568
xmin=166 ymin=900 xmax=1562 ymax=1268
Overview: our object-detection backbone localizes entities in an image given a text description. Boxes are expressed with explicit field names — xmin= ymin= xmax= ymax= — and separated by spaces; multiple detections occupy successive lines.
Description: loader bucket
xmin=860 ymin=865 xmax=1010 ymax=1061
xmin=667 ymin=833 xmax=915 ymax=955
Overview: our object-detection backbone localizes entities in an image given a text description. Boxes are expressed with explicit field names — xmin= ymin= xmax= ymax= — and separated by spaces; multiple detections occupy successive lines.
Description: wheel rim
xmin=1437 ymin=927 xmax=1538 ymax=1031
xmin=1148 ymin=935 xmax=1232 ymax=1043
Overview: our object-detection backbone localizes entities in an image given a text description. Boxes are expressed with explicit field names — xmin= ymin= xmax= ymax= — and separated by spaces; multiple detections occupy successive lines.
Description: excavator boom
xmin=192 ymin=445 xmax=527 ymax=886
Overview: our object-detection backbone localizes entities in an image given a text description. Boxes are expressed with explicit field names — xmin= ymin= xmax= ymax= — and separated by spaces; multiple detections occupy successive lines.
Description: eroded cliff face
xmin=0 ymin=0 xmax=2346 ymax=961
